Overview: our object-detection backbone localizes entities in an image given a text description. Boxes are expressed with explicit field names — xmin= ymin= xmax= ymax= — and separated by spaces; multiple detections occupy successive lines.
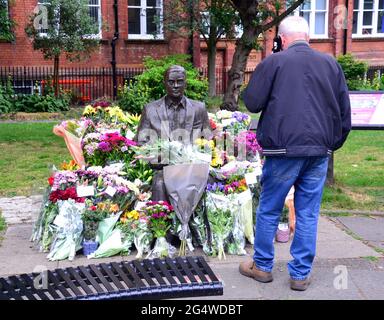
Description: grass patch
xmin=363 ymin=256 xmax=380 ymax=262
xmin=0 ymin=122 xmax=70 ymax=197
xmin=0 ymin=210 xmax=6 ymax=244
xmin=321 ymin=131 xmax=384 ymax=211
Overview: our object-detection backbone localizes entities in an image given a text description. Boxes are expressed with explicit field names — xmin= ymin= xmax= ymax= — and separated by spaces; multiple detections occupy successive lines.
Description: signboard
xmin=349 ymin=92 xmax=384 ymax=129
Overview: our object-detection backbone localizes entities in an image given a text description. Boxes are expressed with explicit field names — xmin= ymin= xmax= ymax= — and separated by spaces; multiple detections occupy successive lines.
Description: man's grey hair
xmin=278 ymin=16 xmax=309 ymax=37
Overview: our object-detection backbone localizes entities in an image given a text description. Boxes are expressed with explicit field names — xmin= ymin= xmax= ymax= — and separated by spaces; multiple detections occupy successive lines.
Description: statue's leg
xmin=151 ymin=170 xmax=169 ymax=202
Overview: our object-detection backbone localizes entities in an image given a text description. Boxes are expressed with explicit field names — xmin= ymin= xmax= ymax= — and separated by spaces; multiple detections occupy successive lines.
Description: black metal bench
xmin=0 ymin=256 xmax=223 ymax=300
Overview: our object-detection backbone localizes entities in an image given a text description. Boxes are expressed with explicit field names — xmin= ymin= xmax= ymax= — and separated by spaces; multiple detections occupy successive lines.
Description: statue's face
xmin=165 ymin=70 xmax=186 ymax=99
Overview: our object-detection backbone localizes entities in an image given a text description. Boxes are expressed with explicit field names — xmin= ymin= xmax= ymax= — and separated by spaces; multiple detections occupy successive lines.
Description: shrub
xmin=12 ymin=93 xmax=70 ymax=113
xmin=118 ymin=54 xmax=209 ymax=113
xmin=0 ymin=85 xmax=13 ymax=114
xmin=0 ymin=78 xmax=71 ymax=114
xmin=337 ymin=54 xmax=368 ymax=90
xmin=118 ymin=80 xmax=151 ymax=114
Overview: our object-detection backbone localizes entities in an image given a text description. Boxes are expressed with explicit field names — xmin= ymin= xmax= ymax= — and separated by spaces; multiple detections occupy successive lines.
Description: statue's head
xmin=164 ymin=65 xmax=186 ymax=100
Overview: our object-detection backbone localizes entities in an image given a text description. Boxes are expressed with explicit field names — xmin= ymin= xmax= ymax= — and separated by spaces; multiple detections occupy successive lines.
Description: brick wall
xmin=0 ymin=0 xmax=189 ymax=68
xmin=1 ymin=0 xmax=384 ymax=69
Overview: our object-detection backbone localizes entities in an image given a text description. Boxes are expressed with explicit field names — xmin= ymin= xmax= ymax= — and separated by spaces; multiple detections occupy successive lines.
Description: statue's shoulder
xmin=186 ymin=97 xmax=205 ymax=110
xmin=144 ymin=97 xmax=164 ymax=110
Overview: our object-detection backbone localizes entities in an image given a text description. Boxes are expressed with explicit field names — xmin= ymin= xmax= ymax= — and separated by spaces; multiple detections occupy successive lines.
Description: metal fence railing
xmin=366 ymin=65 xmax=384 ymax=81
xmin=0 ymin=66 xmax=256 ymax=101
xmin=0 ymin=66 xmax=144 ymax=102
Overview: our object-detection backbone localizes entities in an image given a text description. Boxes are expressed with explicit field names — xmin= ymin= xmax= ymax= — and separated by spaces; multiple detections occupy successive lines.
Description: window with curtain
xmin=37 ymin=0 xmax=101 ymax=36
xmin=353 ymin=0 xmax=384 ymax=36
xmin=291 ymin=0 xmax=329 ymax=38
xmin=128 ymin=0 xmax=163 ymax=39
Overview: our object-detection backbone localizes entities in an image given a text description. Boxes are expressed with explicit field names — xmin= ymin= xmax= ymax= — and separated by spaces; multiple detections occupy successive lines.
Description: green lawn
xmin=0 ymin=122 xmax=70 ymax=197
xmin=322 ymin=130 xmax=384 ymax=211
xmin=0 ymin=122 xmax=383 ymax=211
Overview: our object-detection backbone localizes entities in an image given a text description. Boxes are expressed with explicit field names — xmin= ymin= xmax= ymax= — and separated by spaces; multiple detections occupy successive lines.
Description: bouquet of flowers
xmin=206 ymin=202 xmax=234 ymax=260
xmin=82 ymin=129 xmax=137 ymax=166
xmin=134 ymin=139 xmax=212 ymax=166
xmin=47 ymin=199 xmax=85 ymax=261
xmin=144 ymin=201 xmax=176 ymax=259
xmin=31 ymin=192 xmax=59 ymax=252
xmin=163 ymin=163 xmax=210 ymax=256
xmin=235 ymin=130 xmax=262 ymax=161
xmin=118 ymin=210 xmax=153 ymax=258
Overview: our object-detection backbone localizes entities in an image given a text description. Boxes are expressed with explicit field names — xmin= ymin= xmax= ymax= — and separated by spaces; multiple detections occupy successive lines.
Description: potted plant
xmin=82 ymin=204 xmax=106 ymax=255
xmin=276 ymin=206 xmax=290 ymax=243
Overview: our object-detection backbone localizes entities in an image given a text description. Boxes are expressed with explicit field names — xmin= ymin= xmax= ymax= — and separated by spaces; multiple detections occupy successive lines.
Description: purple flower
xmin=98 ymin=141 xmax=112 ymax=152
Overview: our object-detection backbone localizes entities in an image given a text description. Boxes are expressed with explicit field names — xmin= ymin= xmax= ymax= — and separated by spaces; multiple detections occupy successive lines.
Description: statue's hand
xmin=149 ymin=163 xmax=167 ymax=170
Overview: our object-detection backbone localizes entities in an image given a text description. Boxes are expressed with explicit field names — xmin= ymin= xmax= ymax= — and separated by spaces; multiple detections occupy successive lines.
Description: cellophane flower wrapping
xmin=88 ymin=228 xmax=132 ymax=259
xmin=163 ymin=163 xmax=210 ymax=256
xmin=205 ymin=192 xmax=234 ymax=260
xmin=189 ymin=197 xmax=213 ymax=256
xmin=47 ymin=200 xmax=85 ymax=261
xmin=133 ymin=217 xmax=153 ymax=259
xmin=146 ymin=236 xmax=176 ymax=259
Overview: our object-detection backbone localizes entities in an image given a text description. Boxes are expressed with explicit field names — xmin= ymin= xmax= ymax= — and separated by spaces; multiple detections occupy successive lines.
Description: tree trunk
xmin=53 ymin=55 xmax=60 ymax=97
xmin=221 ymin=3 xmax=260 ymax=111
xmin=207 ymin=34 xmax=217 ymax=97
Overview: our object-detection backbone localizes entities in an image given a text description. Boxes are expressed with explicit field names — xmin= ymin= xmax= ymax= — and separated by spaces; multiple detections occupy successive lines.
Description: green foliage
xmin=280 ymin=206 xmax=289 ymax=223
xmin=25 ymin=0 xmax=100 ymax=62
xmin=0 ymin=0 xmax=15 ymax=41
xmin=0 ymin=80 xmax=70 ymax=114
xmin=0 ymin=209 xmax=6 ymax=235
xmin=337 ymin=54 xmax=368 ymax=90
xmin=13 ymin=93 xmax=70 ymax=113
xmin=118 ymin=80 xmax=151 ymax=114
xmin=0 ymin=78 xmax=14 ymax=114
xmin=82 ymin=209 xmax=106 ymax=241
xmin=118 ymin=54 xmax=208 ymax=113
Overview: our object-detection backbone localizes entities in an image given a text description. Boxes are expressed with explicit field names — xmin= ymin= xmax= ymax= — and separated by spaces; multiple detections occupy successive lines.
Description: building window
xmin=37 ymin=0 xmax=102 ymax=37
xmin=0 ymin=0 xmax=14 ymax=41
xmin=292 ymin=0 xmax=329 ymax=38
xmin=353 ymin=0 xmax=384 ymax=37
xmin=128 ymin=0 xmax=163 ymax=39
xmin=88 ymin=0 xmax=102 ymax=37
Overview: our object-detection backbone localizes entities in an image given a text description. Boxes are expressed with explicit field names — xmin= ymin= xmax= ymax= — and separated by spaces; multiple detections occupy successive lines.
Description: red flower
xmin=48 ymin=176 xmax=55 ymax=186
xmin=210 ymin=119 xmax=217 ymax=130
xmin=48 ymin=187 xmax=84 ymax=203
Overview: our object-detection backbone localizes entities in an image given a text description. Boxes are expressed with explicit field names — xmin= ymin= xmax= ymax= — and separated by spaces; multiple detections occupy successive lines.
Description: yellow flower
xmin=83 ymin=105 xmax=96 ymax=116
xmin=211 ymin=156 xmax=223 ymax=167
xmin=127 ymin=210 xmax=140 ymax=220
xmin=109 ymin=204 xmax=120 ymax=213
xmin=97 ymin=202 xmax=107 ymax=211
xmin=60 ymin=159 xmax=79 ymax=171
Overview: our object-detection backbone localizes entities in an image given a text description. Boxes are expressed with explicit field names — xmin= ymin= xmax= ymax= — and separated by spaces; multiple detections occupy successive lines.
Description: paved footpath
xmin=0 ymin=213 xmax=383 ymax=300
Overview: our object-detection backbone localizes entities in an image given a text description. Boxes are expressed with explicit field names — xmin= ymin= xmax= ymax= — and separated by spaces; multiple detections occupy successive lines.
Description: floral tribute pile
xmin=31 ymin=103 xmax=263 ymax=261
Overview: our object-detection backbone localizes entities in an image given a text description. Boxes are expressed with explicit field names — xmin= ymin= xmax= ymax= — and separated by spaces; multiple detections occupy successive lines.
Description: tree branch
xmin=261 ymin=0 xmax=305 ymax=32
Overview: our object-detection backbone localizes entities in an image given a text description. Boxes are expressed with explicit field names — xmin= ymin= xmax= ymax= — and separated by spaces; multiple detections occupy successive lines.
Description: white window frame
xmin=37 ymin=0 xmax=102 ymax=38
xmin=128 ymin=0 xmax=164 ymax=40
xmin=292 ymin=0 xmax=329 ymax=39
xmin=88 ymin=0 xmax=102 ymax=39
xmin=352 ymin=0 xmax=384 ymax=37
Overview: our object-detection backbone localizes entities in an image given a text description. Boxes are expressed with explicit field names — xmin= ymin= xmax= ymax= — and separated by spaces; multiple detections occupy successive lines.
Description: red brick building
xmin=0 ymin=1 xmax=383 ymax=76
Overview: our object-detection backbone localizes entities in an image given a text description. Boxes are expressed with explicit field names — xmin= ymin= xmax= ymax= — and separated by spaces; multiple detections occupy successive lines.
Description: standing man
xmin=135 ymin=65 xmax=211 ymax=201
xmin=239 ymin=16 xmax=351 ymax=291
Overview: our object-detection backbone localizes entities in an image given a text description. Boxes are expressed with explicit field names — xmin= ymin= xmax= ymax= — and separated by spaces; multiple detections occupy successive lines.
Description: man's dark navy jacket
xmin=243 ymin=42 xmax=351 ymax=157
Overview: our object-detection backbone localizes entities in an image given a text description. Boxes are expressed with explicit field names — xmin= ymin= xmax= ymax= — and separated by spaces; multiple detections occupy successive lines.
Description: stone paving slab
xmin=0 ymin=195 xmax=43 ymax=225
xmin=337 ymin=216 xmax=384 ymax=242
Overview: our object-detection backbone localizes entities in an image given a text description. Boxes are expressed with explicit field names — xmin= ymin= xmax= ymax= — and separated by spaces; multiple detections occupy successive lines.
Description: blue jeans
xmin=253 ymin=156 xmax=329 ymax=280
